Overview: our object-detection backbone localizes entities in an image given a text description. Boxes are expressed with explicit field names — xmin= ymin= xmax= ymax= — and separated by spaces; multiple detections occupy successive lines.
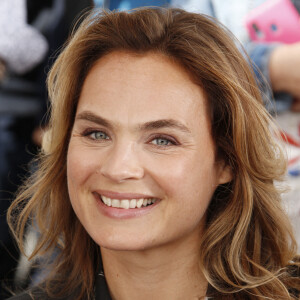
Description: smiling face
xmin=67 ymin=51 xmax=231 ymax=251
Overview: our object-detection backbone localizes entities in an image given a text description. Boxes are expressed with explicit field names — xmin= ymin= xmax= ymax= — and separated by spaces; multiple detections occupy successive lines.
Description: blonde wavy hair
xmin=8 ymin=7 xmax=300 ymax=299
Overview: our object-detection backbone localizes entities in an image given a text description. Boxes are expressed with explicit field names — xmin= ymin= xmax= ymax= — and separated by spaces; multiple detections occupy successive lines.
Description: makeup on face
xmin=67 ymin=52 xmax=231 ymax=251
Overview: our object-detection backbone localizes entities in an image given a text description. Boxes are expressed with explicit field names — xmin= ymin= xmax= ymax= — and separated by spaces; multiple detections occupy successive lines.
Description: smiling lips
xmin=93 ymin=192 xmax=159 ymax=219
xmin=101 ymin=195 xmax=157 ymax=209
xmin=93 ymin=191 xmax=159 ymax=210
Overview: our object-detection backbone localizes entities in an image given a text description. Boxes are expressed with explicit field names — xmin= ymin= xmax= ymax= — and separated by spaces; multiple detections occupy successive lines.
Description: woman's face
xmin=67 ymin=51 xmax=231 ymax=251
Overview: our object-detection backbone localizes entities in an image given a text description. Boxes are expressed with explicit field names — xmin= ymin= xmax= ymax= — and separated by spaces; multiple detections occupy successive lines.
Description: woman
xmin=7 ymin=7 xmax=300 ymax=300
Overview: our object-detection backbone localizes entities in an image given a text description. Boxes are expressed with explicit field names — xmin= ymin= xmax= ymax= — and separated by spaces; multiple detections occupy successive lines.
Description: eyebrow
xmin=139 ymin=119 xmax=191 ymax=134
xmin=76 ymin=111 xmax=112 ymax=129
xmin=75 ymin=111 xmax=191 ymax=134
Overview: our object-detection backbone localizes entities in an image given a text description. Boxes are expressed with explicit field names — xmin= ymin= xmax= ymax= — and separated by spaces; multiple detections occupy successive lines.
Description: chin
xmin=97 ymin=240 xmax=155 ymax=252
xmin=91 ymin=231 xmax=158 ymax=252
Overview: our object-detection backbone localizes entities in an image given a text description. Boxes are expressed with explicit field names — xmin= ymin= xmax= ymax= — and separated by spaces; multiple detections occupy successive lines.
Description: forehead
xmin=77 ymin=51 xmax=209 ymax=129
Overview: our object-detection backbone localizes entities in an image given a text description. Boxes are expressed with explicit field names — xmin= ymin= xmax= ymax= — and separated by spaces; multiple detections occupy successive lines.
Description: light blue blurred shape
xmin=94 ymin=0 xmax=105 ymax=7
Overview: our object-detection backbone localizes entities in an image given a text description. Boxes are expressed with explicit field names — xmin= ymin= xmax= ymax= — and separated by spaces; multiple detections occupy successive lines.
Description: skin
xmin=0 ymin=58 xmax=6 ymax=81
xmin=269 ymin=42 xmax=300 ymax=111
xmin=67 ymin=51 xmax=232 ymax=299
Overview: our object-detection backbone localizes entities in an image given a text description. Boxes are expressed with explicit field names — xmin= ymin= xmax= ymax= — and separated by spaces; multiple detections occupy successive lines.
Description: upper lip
xmin=93 ymin=189 xmax=158 ymax=200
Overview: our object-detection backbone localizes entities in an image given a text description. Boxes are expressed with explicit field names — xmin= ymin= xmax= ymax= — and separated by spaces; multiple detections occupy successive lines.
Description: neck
xmin=101 ymin=238 xmax=207 ymax=300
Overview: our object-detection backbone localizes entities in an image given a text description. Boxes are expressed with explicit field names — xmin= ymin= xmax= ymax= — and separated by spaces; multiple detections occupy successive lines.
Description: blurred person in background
xmin=94 ymin=0 xmax=300 ymax=113
xmin=0 ymin=0 xmax=48 ymax=298
xmin=94 ymin=0 xmax=169 ymax=10
xmin=0 ymin=0 xmax=48 ymax=77
xmin=171 ymin=0 xmax=300 ymax=113
xmin=0 ymin=0 xmax=93 ymax=298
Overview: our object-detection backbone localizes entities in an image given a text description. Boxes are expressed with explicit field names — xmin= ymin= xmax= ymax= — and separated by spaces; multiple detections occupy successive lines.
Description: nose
xmin=99 ymin=141 xmax=144 ymax=182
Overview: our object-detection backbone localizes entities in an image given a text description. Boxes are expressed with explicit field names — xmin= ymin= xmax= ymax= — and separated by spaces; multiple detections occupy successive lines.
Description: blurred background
xmin=0 ymin=0 xmax=299 ymax=298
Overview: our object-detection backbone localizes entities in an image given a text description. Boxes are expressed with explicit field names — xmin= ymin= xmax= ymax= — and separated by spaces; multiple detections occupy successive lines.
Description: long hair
xmin=8 ymin=7 xmax=299 ymax=299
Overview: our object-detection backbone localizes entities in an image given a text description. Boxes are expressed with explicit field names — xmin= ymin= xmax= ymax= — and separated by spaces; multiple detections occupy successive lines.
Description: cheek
xmin=66 ymin=147 xmax=84 ymax=212
xmin=67 ymin=144 xmax=99 ymax=219
xmin=66 ymin=143 xmax=101 ymax=217
xmin=148 ymin=151 xmax=218 ymax=200
xmin=66 ymin=143 xmax=97 ymax=189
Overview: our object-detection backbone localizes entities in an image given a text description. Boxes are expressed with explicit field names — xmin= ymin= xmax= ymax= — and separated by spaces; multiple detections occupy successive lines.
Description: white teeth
xmin=100 ymin=195 xmax=157 ymax=209
xmin=111 ymin=199 xmax=120 ymax=208
xmin=107 ymin=198 xmax=111 ymax=206
xmin=101 ymin=196 xmax=111 ymax=207
xmin=129 ymin=199 xmax=137 ymax=208
xmin=120 ymin=200 xmax=129 ymax=209
xmin=136 ymin=199 xmax=143 ymax=208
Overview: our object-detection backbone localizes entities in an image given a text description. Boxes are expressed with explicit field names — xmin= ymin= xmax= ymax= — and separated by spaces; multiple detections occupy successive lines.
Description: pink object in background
xmin=245 ymin=0 xmax=300 ymax=43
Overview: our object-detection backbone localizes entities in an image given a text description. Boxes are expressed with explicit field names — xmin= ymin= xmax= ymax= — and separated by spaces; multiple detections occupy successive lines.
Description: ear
xmin=216 ymin=161 xmax=233 ymax=185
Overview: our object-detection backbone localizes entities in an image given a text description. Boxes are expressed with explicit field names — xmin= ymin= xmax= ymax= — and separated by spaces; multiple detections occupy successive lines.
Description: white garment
xmin=0 ymin=0 xmax=48 ymax=74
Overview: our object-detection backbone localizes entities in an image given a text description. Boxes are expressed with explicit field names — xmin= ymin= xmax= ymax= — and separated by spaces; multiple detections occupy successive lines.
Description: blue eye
xmin=90 ymin=131 xmax=109 ymax=140
xmin=151 ymin=137 xmax=173 ymax=146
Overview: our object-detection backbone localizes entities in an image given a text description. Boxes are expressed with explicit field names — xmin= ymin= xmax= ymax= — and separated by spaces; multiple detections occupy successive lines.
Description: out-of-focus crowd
xmin=0 ymin=1 xmax=94 ymax=298
xmin=0 ymin=0 xmax=299 ymax=299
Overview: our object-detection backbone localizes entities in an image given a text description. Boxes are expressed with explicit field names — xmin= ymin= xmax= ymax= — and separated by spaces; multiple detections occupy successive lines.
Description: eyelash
xmin=82 ymin=129 xmax=109 ymax=141
xmin=81 ymin=129 xmax=179 ymax=147
xmin=148 ymin=135 xmax=178 ymax=147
